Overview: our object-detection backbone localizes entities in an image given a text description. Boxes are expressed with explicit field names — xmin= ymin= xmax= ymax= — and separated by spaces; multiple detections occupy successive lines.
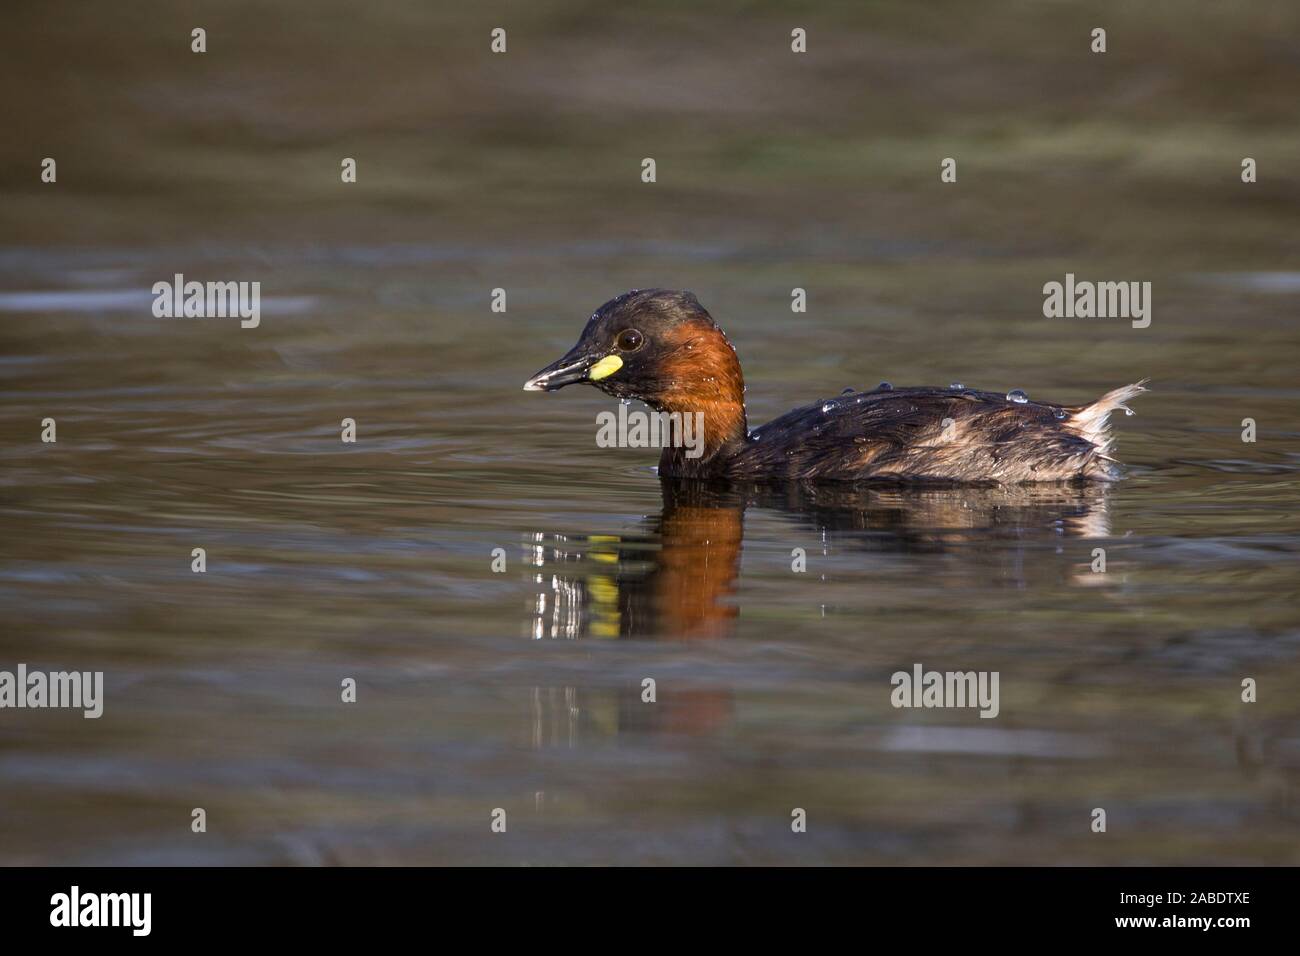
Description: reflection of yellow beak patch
xmin=589 ymin=354 xmax=623 ymax=381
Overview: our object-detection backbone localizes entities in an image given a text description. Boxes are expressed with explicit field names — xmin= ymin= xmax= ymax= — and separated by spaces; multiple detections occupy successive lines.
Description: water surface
xmin=2 ymin=1 xmax=1299 ymax=865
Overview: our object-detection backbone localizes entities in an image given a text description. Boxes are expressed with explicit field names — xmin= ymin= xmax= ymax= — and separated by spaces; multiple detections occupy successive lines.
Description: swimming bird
xmin=523 ymin=289 xmax=1146 ymax=483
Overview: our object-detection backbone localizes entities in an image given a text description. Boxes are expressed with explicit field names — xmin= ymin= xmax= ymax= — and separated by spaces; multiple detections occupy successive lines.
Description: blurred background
xmin=1 ymin=0 xmax=1298 ymax=864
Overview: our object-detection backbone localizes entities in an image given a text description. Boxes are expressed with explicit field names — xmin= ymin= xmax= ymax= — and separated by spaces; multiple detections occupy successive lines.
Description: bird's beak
xmin=523 ymin=347 xmax=623 ymax=392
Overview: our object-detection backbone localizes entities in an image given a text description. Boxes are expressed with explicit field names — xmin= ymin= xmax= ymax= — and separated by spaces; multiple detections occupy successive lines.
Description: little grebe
xmin=523 ymin=289 xmax=1146 ymax=483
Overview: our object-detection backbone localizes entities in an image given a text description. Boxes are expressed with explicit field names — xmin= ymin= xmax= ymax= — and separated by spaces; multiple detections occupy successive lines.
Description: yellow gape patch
xmin=589 ymin=354 xmax=623 ymax=381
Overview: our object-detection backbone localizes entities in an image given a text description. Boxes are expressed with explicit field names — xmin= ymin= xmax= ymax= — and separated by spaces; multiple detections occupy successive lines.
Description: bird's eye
xmin=615 ymin=328 xmax=644 ymax=352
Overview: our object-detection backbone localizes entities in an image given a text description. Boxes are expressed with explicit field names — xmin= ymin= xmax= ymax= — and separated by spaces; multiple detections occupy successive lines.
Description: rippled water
xmin=3 ymin=1 xmax=1300 ymax=865
xmin=1 ymin=242 xmax=1297 ymax=865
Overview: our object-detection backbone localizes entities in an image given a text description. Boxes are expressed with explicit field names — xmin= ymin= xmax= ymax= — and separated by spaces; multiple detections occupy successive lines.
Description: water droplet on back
xmin=821 ymin=401 xmax=837 ymax=413
xmin=1007 ymin=389 xmax=1029 ymax=403
xmin=949 ymin=382 xmax=964 ymax=390
xmin=877 ymin=382 xmax=893 ymax=391
xmin=1053 ymin=407 xmax=1067 ymax=420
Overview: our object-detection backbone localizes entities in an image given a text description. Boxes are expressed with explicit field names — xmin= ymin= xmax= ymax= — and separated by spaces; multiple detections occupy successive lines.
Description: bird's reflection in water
xmin=524 ymin=479 xmax=1110 ymax=746
xmin=529 ymin=478 xmax=1112 ymax=643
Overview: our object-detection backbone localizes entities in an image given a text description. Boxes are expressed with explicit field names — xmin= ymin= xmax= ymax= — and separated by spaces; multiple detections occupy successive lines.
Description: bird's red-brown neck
xmin=650 ymin=320 xmax=748 ymax=478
